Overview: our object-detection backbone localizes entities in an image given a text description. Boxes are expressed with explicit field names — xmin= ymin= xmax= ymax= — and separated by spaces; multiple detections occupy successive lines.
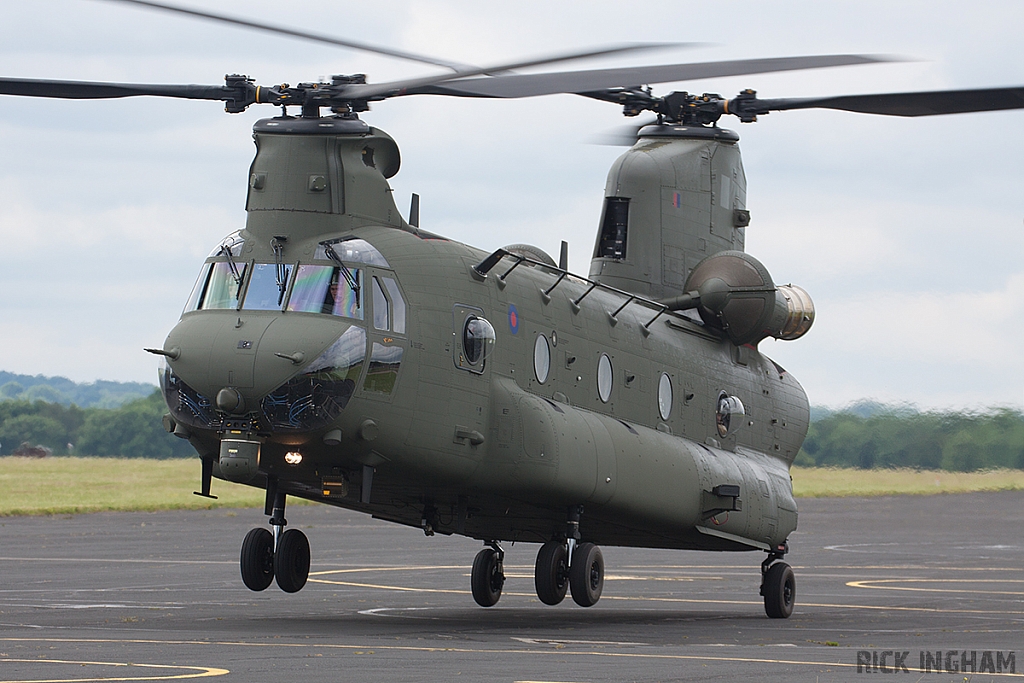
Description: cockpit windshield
xmin=183 ymin=233 xmax=392 ymax=321
xmin=243 ymin=262 xmax=293 ymax=311
xmin=287 ymin=265 xmax=363 ymax=319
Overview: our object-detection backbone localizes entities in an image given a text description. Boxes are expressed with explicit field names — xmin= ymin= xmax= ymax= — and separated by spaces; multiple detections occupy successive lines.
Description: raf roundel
xmin=508 ymin=304 xmax=519 ymax=335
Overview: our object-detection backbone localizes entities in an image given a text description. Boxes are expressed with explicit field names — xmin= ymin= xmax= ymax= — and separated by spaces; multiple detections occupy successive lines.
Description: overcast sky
xmin=1 ymin=0 xmax=1021 ymax=411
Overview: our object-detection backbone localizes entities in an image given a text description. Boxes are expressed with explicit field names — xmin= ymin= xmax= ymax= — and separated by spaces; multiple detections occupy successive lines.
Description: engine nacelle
xmin=682 ymin=251 xmax=814 ymax=346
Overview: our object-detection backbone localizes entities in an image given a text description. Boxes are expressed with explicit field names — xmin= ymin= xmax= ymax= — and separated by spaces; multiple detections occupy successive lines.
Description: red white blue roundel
xmin=508 ymin=304 xmax=519 ymax=334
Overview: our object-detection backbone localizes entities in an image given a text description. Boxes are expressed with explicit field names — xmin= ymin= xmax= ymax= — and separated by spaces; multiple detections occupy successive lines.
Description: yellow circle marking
xmin=307 ymin=565 xmax=1024 ymax=614
xmin=0 ymin=658 xmax=227 ymax=683
xmin=848 ymin=578 xmax=1024 ymax=596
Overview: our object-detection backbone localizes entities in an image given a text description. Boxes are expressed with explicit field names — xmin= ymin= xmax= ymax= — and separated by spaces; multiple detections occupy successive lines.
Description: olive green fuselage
xmin=162 ymin=117 xmax=809 ymax=554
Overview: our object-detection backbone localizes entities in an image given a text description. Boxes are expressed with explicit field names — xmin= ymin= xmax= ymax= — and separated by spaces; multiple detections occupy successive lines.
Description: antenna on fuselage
xmin=409 ymin=193 xmax=420 ymax=228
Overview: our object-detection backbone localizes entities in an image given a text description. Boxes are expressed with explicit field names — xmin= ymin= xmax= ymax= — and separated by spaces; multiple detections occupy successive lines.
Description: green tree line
xmin=0 ymin=371 xmax=154 ymax=408
xmin=0 ymin=390 xmax=192 ymax=458
xmin=796 ymin=408 xmax=1024 ymax=471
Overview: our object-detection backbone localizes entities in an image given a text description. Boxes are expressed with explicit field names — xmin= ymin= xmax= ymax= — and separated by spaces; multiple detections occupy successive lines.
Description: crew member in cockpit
xmin=322 ymin=271 xmax=342 ymax=315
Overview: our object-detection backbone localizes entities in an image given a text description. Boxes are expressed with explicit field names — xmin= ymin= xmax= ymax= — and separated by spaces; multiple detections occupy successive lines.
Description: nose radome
xmin=216 ymin=387 xmax=247 ymax=414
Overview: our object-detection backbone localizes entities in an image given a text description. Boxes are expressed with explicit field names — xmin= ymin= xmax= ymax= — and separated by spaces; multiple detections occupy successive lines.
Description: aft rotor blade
xmin=377 ymin=54 xmax=890 ymax=100
xmin=755 ymin=86 xmax=1024 ymax=117
xmin=98 ymin=0 xmax=473 ymax=71
xmin=589 ymin=118 xmax=659 ymax=146
xmin=0 ymin=76 xmax=232 ymax=101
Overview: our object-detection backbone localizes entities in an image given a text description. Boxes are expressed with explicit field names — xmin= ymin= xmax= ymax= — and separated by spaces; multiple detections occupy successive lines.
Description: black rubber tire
xmin=274 ymin=529 xmax=311 ymax=594
xmin=534 ymin=541 xmax=569 ymax=605
xmin=763 ymin=562 xmax=796 ymax=618
xmin=240 ymin=527 xmax=275 ymax=591
xmin=471 ymin=548 xmax=504 ymax=607
xmin=569 ymin=542 xmax=604 ymax=607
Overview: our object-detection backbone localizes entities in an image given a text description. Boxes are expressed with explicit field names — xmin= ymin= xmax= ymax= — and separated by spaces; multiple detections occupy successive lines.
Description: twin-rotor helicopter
xmin=5 ymin=0 xmax=1023 ymax=617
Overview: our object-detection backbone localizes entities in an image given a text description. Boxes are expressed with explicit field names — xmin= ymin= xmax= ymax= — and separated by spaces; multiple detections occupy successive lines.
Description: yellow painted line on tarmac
xmin=848 ymin=578 xmax=1024 ymax=595
xmin=308 ymin=578 xmax=470 ymax=594
xmin=2 ymin=639 xmax=1022 ymax=678
xmin=0 ymin=658 xmax=227 ymax=683
xmin=309 ymin=565 xmax=463 ymax=576
xmin=309 ymin=576 xmax=1024 ymax=614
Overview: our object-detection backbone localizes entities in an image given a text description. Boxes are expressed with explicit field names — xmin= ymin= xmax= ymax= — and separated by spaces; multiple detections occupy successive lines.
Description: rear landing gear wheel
xmin=471 ymin=546 xmax=505 ymax=607
xmin=763 ymin=562 xmax=795 ymax=618
xmin=274 ymin=528 xmax=310 ymax=593
xmin=535 ymin=540 xmax=569 ymax=605
xmin=240 ymin=527 xmax=274 ymax=591
xmin=569 ymin=542 xmax=604 ymax=607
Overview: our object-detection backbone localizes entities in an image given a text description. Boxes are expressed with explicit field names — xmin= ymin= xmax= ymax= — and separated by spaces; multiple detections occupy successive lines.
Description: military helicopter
xmin=4 ymin=0 xmax=1023 ymax=618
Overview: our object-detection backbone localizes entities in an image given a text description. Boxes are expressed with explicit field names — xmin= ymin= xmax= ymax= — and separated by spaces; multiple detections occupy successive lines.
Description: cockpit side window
xmin=287 ymin=265 xmax=363 ymax=320
xmin=183 ymin=262 xmax=212 ymax=314
xmin=372 ymin=277 xmax=389 ymax=330
xmin=369 ymin=275 xmax=407 ymax=334
xmin=200 ymin=261 xmax=247 ymax=310
xmin=363 ymin=342 xmax=404 ymax=394
xmin=381 ymin=277 xmax=406 ymax=334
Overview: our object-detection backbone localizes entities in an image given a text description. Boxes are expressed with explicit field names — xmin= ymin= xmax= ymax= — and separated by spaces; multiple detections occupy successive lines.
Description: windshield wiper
xmin=272 ymin=236 xmax=289 ymax=306
xmin=219 ymin=243 xmax=243 ymax=287
xmin=321 ymin=242 xmax=361 ymax=307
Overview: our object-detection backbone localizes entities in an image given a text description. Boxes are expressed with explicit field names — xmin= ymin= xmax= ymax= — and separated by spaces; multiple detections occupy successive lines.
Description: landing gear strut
xmin=239 ymin=478 xmax=310 ymax=593
xmin=760 ymin=542 xmax=795 ymax=618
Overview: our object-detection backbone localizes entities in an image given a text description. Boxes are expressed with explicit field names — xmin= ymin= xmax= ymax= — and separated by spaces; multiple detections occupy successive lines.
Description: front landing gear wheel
xmin=240 ymin=527 xmax=274 ymax=591
xmin=471 ymin=547 xmax=504 ymax=607
xmin=535 ymin=541 xmax=569 ymax=605
xmin=274 ymin=528 xmax=310 ymax=593
xmin=569 ymin=542 xmax=604 ymax=607
xmin=763 ymin=562 xmax=796 ymax=618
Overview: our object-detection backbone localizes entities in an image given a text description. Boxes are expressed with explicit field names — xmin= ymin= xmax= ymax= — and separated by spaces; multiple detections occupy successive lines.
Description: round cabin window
xmin=597 ymin=353 xmax=613 ymax=403
xmin=658 ymin=373 xmax=673 ymax=421
xmin=533 ymin=334 xmax=551 ymax=384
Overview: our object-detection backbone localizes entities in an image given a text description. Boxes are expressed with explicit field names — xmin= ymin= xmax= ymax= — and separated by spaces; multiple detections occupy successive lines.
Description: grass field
xmin=790 ymin=466 xmax=1024 ymax=497
xmin=2 ymin=457 xmax=1024 ymax=516
xmin=0 ymin=456 xmax=265 ymax=516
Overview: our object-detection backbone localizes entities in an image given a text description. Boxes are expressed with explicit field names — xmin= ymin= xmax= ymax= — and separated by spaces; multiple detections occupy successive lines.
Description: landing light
xmin=284 ymin=451 xmax=303 ymax=465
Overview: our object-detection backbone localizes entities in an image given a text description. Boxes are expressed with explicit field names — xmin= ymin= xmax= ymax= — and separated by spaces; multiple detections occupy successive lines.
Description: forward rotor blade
xmin=0 ymin=76 xmax=231 ymax=101
xmin=332 ymin=42 xmax=706 ymax=99
xmin=378 ymin=54 xmax=891 ymax=100
xmin=98 ymin=0 xmax=473 ymax=71
xmin=99 ymin=0 xmax=694 ymax=77
xmin=754 ymin=86 xmax=1024 ymax=117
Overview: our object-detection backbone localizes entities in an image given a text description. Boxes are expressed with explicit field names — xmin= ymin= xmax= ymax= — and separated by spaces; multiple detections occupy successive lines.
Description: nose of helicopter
xmin=162 ymin=311 xmax=353 ymax=411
